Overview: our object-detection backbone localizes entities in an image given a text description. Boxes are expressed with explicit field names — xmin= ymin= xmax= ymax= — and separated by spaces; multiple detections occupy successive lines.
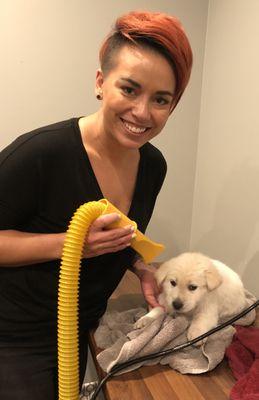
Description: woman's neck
xmin=79 ymin=113 xmax=138 ymax=164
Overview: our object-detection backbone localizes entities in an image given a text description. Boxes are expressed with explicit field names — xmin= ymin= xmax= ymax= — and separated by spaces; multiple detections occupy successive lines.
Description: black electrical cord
xmin=89 ymin=299 xmax=259 ymax=400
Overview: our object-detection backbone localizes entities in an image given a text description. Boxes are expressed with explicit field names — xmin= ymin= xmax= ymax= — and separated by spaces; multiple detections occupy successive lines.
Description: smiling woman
xmin=0 ymin=10 xmax=192 ymax=400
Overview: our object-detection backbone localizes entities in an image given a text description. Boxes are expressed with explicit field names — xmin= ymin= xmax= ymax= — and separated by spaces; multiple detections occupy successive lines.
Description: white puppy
xmin=135 ymin=252 xmax=246 ymax=344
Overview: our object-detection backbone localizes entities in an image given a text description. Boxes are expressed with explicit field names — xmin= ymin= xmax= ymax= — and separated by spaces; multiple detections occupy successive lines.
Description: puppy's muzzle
xmin=172 ymin=299 xmax=183 ymax=310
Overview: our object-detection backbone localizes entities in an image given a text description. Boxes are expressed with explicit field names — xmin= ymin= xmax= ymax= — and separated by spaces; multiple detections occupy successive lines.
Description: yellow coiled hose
xmin=58 ymin=199 xmax=165 ymax=399
xmin=58 ymin=201 xmax=106 ymax=400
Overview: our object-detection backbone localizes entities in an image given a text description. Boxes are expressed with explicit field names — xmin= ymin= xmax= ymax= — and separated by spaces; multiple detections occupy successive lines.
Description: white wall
xmin=147 ymin=2 xmax=209 ymax=257
xmin=190 ymin=0 xmax=259 ymax=296
xmin=0 ymin=0 xmax=208 ymax=260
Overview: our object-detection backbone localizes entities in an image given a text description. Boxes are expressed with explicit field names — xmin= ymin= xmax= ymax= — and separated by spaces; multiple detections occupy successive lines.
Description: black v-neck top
xmin=0 ymin=118 xmax=167 ymax=344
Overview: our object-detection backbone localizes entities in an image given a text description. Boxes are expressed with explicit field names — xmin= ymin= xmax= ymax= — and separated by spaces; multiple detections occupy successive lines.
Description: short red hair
xmin=99 ymin=11 xmax=193 ymax=110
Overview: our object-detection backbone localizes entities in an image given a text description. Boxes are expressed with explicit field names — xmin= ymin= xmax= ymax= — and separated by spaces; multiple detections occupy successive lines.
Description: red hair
xmin=99 ymin=11 xmax=193 ymax=110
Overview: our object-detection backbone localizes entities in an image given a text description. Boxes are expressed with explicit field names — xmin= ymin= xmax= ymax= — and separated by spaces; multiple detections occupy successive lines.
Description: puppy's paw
xmin=134 ymin=315 xmax=155 ymax=330
xmin=187 ymin=326 xmax=207 ymax=347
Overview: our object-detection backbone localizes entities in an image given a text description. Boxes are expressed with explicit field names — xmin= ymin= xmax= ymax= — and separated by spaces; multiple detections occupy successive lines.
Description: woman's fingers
xmin=85 ymin=230 xmax=134 ymax=254
xmin=94 ymin=233 xmax=133 ymax=251
xmin=82 ymin=213 xmax=136 ymax=258
xmin=87 ymin=241 xmax=132 ymax=257
xmin=87 ymin=224 xmax=135 ymax=243
xmin=87 ymin=213 xmax=135 ymax=241
xmin=83 ymin=238 xmax=132 ymax=257
xmin=91 ymin=212 xmax=121 ymax=230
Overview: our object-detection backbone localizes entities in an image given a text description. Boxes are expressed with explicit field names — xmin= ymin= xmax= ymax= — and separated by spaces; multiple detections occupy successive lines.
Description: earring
xmin=96 ymin=91 xmax=103 ymax=100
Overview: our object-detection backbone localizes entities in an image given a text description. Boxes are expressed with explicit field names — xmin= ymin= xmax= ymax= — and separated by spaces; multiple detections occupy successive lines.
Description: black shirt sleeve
xmin=0 ymin=133 xmax=39 ymax=229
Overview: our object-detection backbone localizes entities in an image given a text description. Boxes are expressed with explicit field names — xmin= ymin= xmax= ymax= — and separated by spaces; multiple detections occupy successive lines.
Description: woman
xmin=0 ymin=10 xmax=192 ymax=399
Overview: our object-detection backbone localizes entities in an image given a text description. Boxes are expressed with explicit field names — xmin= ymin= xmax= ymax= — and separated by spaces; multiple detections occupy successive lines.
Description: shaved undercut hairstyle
xmin=99 ymin=11 xmax=193 ymax=110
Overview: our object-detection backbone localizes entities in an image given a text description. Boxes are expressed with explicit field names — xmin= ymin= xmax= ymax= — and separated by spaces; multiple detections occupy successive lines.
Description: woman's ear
xmin=95 ymin=69 xmax=104 ymax=96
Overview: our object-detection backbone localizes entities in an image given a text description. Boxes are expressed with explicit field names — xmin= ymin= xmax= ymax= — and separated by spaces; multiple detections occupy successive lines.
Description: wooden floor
xmin=89 ymin=271 xmax=259 ymax=400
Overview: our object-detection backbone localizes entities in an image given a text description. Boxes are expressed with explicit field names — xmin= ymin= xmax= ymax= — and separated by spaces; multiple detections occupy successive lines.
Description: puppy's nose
xmin=172 ymin=299 xmax=183 ymax=310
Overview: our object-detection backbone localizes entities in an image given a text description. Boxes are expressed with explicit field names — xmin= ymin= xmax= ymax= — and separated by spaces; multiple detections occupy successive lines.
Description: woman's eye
xmin=170 ymin=280 xmax=177 ymax=287
xmin=156 ymin=97 xmax=169 ymax=106
xmin=188 ymin=284 xmax=198 ymax=291
xmin=122 ymin=86 xmax=135 ymax=95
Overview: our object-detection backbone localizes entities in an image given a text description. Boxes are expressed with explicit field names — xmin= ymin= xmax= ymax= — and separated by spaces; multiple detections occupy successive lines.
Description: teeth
xmin=123 ymin=120 xmax=147 ymax=134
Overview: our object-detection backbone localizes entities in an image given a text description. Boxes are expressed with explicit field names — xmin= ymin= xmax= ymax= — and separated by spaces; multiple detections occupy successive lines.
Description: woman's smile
xmin=120 ymin=118 xmax=150 ymax=135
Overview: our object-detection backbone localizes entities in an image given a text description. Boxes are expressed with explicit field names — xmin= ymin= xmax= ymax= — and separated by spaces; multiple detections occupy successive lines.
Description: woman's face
xmin=96 ymin=45 xmax=176 ymax=149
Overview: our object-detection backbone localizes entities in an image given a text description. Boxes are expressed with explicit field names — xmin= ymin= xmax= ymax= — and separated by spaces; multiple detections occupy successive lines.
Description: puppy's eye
xmin=170 ymin=280 xmax=177 ymax=287
xmin=188 ymin=284 xmax=197 ymax=291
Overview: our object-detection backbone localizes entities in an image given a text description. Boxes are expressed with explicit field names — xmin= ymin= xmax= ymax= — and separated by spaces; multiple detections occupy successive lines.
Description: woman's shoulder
xmin=0 ymin=118 xmax=79 ymax=163
xmin=141 ymin=142 xmax=167 ymax=169
xmin=11 ymin=118 xmax=78 ymax=149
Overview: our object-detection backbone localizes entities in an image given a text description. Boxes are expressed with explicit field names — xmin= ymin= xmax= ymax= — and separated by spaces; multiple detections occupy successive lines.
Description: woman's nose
xmin=131 ymin=98 xmax=151 ymax=122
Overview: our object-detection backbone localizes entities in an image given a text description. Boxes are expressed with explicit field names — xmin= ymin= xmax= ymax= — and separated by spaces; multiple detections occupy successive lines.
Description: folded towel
xmin=94 ymin=290 xmax=257 ymax=375
xmin=226 ymin=325 xmax=259 ymax=400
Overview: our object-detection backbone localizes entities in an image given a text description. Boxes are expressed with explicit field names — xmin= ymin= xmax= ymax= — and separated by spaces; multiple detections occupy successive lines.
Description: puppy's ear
xmin=205 ymin=263 xmax=222 ymax=291
xmin=155 ymin=262 xmax=169 ymax=287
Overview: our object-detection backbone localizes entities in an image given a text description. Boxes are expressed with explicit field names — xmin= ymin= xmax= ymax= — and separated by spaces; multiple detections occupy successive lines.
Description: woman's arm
xmin=0 ymin=213 xmax=135 ymax=267
xmin=0 ymin=230 xmax=65 ymax=267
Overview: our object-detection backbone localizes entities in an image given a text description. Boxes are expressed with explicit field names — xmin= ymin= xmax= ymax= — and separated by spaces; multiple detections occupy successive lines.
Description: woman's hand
xmin=83 ymin=213 xmax=135 ymax=258
xmin=131 ymin=259 xmax=162 ymax=309
xmin=139 ymin=267 xmax=161 ymax=309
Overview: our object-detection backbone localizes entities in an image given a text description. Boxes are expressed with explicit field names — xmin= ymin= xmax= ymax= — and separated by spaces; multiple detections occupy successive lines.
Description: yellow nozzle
xmin=58 ymin=199 xmax=165 ymax=399
xmin=98 ymin=199 xmax=165 ymax=263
